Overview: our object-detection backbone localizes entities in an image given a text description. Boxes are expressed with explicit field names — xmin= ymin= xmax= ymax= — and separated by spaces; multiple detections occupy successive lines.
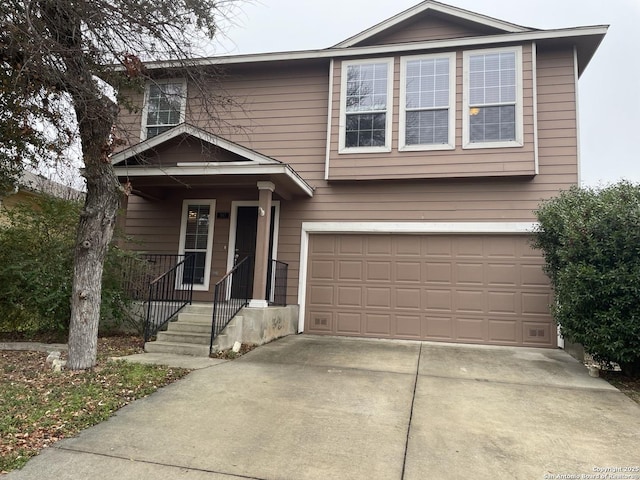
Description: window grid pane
xmin=346 ymin=63 xmax=388 ymax=113
xmin=405 ymin=57 xmax=450 ymax=146
xmin=182 ymin=205 xmax=210 ymax=285
xmin=468 ymin=51 xmax=517 ymax=143
xmin=345 ymin=112 xmax=386 ymax=148
xmin=146 ymin=83 xmax=183 ymax=138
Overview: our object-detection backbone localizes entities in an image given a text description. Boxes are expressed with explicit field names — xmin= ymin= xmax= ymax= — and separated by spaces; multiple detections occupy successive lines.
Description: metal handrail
xmin=141 ymin=254 xmax=195 ymax=342
xmin=269 ymin=259 xmax=288 ymax=306
xmin=210 ymin=256 xmax=252 ymax=353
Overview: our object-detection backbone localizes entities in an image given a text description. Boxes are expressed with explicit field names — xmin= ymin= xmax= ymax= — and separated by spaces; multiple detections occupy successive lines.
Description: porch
xmin=112 ymin=124 xmax=314 ymax=354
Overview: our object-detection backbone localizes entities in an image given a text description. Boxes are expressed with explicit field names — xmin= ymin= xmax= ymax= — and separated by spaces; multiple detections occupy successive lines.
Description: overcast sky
xmin=213 ymin=0 xmax=640 ymax=187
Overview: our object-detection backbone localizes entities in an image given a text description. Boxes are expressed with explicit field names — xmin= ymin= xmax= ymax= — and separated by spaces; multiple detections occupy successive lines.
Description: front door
xmin=230 ymin=205 xmax=277 ymax=299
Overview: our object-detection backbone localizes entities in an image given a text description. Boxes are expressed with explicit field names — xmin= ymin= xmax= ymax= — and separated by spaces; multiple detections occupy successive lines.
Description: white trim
xmin=462 ymin=46 xmax=524 ymax=149
xmin=297 ymin=221 xmax=539 ymax=333
xmin=532 ymin=42 xmax=539 ymax=175
xmin=177 ymin=199 xmax=216 ymax=291
xmin=333 ymin=0 xmax=529 ymax=48
xmin=140 ymin=79 xmax=187 ymax=141
xmin=399 ymin=52 xmax=456 ymax=151
xmin=226 ymin=200 xmax=281 ymax=275
xmin=338 ymin=57 xmax=394 ymax=154
xmin=113 ymin=164 xmax=314 ymax=198
xmin=138 ymin=26 xmax=608 ymax=70
xmin=325 ymin=59 xmax=334 ymax=181
xmin=573 ymin=46 xmax=582 ymax=186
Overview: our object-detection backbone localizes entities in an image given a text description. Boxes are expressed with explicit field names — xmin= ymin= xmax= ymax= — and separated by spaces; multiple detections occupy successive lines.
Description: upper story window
xmin=141 ymin=80 xmax=186 ymax=140
xmin=339 ymin=58 xmax=394 ymax=153
xmin=463 ymin=46 xmax=523 ymax=149
xmin=399 ymin=53 xmax=456 ymax=151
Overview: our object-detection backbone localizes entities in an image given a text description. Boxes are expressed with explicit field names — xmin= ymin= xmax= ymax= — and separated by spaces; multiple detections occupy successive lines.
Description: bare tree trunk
xmin=67 ymin=98 xmax=121 ymax=370
xmin=67 ymin=161 xmax=121 ymax=370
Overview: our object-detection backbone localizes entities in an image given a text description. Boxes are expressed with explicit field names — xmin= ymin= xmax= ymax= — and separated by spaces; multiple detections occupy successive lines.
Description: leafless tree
xmin=1 ymin=0 xmax=242 ymax=369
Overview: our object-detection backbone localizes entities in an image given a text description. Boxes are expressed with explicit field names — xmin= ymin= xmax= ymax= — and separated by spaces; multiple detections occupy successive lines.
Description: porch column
xmin=249 ymin=181 xmax=274 ymax=308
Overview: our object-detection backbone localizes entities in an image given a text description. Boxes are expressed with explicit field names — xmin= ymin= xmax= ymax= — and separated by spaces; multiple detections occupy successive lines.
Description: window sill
xmin=399 ymin=143 xmax=455 ymax=152
xmin=462 ymin=139 xmax=524 ymax=150
xmin=338 ymin=145 xmax=392 ymax=155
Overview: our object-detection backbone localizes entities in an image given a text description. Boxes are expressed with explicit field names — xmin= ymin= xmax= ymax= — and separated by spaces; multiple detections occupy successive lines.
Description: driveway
xmin=7 ymin=335 xmax=640 ymax=480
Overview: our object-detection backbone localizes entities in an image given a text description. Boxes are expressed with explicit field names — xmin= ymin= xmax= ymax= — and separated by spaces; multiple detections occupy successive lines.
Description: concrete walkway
xmin=7 ymin=335 xmax=640 ymax=479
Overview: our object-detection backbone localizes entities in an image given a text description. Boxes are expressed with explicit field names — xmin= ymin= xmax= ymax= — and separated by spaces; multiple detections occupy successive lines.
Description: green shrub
xmin=0 ymin=194 xmax=141 ymax=337
xmin=533 ymin=181 xmax=640 ymax=375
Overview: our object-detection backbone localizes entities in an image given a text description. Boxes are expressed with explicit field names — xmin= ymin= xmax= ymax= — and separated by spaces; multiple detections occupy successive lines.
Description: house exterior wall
xmin=118 ymin=38 xmax=579 ymax=306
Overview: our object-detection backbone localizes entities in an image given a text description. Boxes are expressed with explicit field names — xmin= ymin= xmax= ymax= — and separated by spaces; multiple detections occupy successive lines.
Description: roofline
xmin=112 ymin=164 xmax=315 ymax=197
xmin=110 ymin=123 xmax=281 ymax=166
xmin=141 ymin=25 xmax=608 ymax=70
xmin=333 ymin=0 xmax=530 ymax=48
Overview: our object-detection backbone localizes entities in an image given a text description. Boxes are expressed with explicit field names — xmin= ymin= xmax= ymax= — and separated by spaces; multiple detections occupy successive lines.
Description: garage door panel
xmin=396 ymin=262 xmax=421 ymax=283
xmin=522 ymin=322 xmax=552 ymax=345
xmin=365 ymin=313 xmax=392 ymax=335
xmin=365 ymin=287 xmax=391 ymax=308
xmin=308 ymin=285 xmax=334 ymax=306
xmin=488 ymin=319 xmax=519 ymax=344
xmin=336 ymin=312 xmax=361 ymax=334
xmin=521 ymin=264 xmax=549 ymax=286
xmin=306 ymin=234 xmax=554 ymax=347
xmin=456 ymin=317 xmax=486 ymax=341
xmin=455 ymin=290 xmax=485 ymax=313
xmin=397 ymin=315 xmax=421 ymax=337
xmin=337 ymin=260 xmax=362 ymax=281
xmin=307 ymin=311 xmax=332 ymax=332
xmin=487 ymin=263 xmax=518 ymax=286
xmin=456 ymin=262 xmax=484 ymax=285
xmin=425 ymin=262 xmax=452 ymax=283
xmin=310 ymin=260 xmax=335 ymax=280
xmin=522 ymin=292 xmax=552 ymax=315
xmin=336 ymin=286 xmax=362 ymax=307
xmin=424 ymin=289 xmax=452 ymax=311
xmin=338 ymin=236 xmax=364 ymax=255
xmin=424 ymin=316 xmax=454 ymax=339
xmin=366 ymin=261 xmax=392 ymax=281
xmin=396 ymin=288 xmax=421 ymax=310
xmin=487 ymin=291 xmax=518 ymax=315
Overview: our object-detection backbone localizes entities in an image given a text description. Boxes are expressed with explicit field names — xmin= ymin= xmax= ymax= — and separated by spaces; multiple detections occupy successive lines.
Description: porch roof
xmin=111 ymin=124 xmax=314 ymax=199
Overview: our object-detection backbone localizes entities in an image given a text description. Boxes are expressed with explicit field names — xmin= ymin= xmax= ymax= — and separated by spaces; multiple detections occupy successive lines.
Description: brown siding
xmin=120 ymin=43 xmax=579 ymax=306
xmin=355 ymin=14 xmax=503 ymax=46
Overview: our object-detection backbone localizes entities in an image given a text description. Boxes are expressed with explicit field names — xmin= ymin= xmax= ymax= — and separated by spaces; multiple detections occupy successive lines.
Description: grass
xmin=0 ymin=336 xmax=190 ymax=473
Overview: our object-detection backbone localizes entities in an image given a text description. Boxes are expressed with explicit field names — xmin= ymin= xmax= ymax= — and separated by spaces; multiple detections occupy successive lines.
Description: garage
xmin=305 ymin=233 xmax=555 ymax=347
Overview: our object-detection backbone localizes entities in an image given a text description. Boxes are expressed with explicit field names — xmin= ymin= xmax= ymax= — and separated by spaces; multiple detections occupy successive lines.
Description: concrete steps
xmin=145 ymin=304 xmax=216 ymax=357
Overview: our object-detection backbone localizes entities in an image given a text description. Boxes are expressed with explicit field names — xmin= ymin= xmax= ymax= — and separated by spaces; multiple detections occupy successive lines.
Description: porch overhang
xmin=113 ymin=163 xmax=314 ymax=200
xmin=110 ymin=123 xmax=314 ymax=200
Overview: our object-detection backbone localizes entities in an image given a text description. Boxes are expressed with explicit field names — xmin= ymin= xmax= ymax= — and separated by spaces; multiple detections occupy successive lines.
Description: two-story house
xmin=112 ymin=0 xmax=606 ymax=351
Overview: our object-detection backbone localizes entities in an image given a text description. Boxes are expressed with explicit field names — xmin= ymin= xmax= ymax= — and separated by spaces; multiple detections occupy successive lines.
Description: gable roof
xmin=333 ymin=0 xmax=533 ymax=48
xmin=111 ymin=123 xmax=281 ymax=167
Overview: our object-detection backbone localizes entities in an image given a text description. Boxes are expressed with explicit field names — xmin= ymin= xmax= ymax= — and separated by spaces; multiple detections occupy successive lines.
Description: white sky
xmin=213 ymin=0 xmax=640 ymax=187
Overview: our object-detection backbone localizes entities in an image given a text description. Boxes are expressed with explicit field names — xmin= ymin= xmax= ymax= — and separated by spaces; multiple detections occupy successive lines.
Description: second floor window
xmin=143 ymin=81 xmax=186 ymax=139
xmin=463 ymin=46 xmax=523 ymax=148
xmin=400 ymin=53 xmax=456 ymax=151
xmin=340 ymin=58 xmax=393 ymax=153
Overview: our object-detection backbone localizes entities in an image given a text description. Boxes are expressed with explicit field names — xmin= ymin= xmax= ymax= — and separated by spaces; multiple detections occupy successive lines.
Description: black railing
xmin=210 ymin=256 xmax=252 ymax=353
xmin=131 ymin=254 xmax=195 ymax=342
xmin=269 ymin=260 xmax=288 ymax=306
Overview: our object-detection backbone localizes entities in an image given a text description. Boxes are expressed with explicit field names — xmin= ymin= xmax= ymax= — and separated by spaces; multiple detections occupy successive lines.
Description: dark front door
xmin=231 ymin=205 xmax=276 ymax=299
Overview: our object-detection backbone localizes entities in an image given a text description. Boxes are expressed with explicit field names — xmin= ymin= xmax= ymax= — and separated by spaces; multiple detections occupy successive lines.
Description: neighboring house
xmin=112 ymin=0 xmax=606 ymax=348
xmin=0 ymin=171 xmax=84 ymax=221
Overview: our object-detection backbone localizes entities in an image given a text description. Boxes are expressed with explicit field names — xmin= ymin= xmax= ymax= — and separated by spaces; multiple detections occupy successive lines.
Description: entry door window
xmin=178 ymin=200 xmax=216 ymax=290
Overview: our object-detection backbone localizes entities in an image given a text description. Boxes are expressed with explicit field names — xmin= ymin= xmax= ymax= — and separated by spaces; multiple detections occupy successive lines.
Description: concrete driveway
xmin=8 ymin=335 xmax=640 ymax=480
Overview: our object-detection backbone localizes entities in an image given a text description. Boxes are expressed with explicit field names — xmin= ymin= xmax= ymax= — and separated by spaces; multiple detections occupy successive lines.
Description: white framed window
xmin=177 ymin=200 xmax=215 ymax=291
xmin=463 ymin=46 xmax=523 ymax=149
xmin=399 ymin=52 xmax=456 ymax=151
xmin=339 ymin=58 xmax=394 ymax=153
xmin=140 ymin=79 xmax=187 ymax=140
